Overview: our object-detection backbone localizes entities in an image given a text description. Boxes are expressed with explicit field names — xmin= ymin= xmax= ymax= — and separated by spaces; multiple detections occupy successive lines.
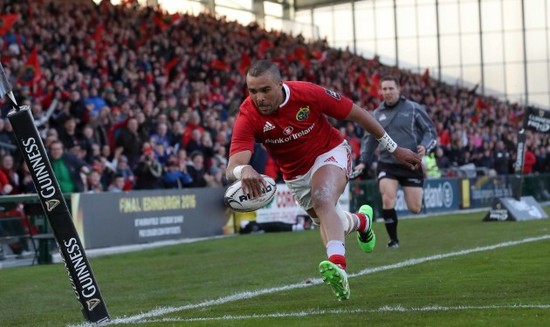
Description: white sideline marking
xmin=141 ymin=304 xmax=550 ymax=323
xmin=68 ymin=234 xmax=550 ymax=327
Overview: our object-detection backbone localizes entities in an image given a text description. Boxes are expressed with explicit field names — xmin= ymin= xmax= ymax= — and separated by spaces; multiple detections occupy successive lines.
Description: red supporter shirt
xmin=230 ymin=81 xmax=353 ymax=179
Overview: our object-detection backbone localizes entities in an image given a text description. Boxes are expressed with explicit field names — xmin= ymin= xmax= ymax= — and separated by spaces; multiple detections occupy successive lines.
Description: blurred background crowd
xmin=0 ymin=0 xmax=549 ymax=196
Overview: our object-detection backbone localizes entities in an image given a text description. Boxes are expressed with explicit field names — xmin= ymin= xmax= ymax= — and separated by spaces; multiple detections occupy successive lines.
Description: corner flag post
xmin=0 ymin=61 xmax=110 ymax=323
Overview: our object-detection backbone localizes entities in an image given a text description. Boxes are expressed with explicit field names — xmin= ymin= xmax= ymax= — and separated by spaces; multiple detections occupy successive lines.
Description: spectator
xmin=115 ymin=155 xmax=136 ymax=191
xmin=187 ymin=151 xmax=209 ymax=188
xmin=149 ymin=122 xmax=171 ymax=149
xmin=523 ymin=146 xmax=537 ymax=174
xmin=0 ymin=119 xmax=16 ymax=156
xmin=84 ymin=87 xmax=107 ymax=120
xmin=108 ymin=174 xmax=126 ymax=192
xmin=116 ymin=117 xmax=144 ymax=169
xmin=423 ymin=152 xmax=441 ymax=179
xmin=17 ymin=162 xmax=36 ymax=194
xmin=57 ymin=116 xmax=80 ymax=151
xmin=169 ymin=120 xmax=185 ymax=152
xmin=86 ymin=170 xmax=105 ymax=193
xmin=163 ymin=157 xmax=193 ymax=189
xmin=133 ymin=145 xmax=164 ymax=190
xmin=493 ymin=140 xmax=511 ymax=175
xmin=0 ymin=163 xmax=14 ymax=195
xmin=0 ymin=154 xmax=20 ymax=194
xmin=48 ymin=140 xmax=89 ymax=193
xmin=68 ymin=90 xmax=88 ymax=127
xmin=434 ymin=146 xmax=452 ymax=173
xmin=80 ymin=124 xmax=99 ymax=164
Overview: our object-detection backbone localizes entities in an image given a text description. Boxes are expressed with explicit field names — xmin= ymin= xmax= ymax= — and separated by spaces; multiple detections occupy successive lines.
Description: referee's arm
xmin=415 ymin=105 xmax=438 ymax=153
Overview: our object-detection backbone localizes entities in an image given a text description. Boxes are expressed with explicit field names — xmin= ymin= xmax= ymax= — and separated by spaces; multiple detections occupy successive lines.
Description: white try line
xmin=69 ymin=234 xmax=550 ymax=327
xmin=140 ymin=304 xmax=550 ymax=323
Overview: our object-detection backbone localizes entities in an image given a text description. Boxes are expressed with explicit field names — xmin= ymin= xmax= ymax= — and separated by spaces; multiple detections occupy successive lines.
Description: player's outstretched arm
xmin=346 ymin=104 xmax=421 ymax=170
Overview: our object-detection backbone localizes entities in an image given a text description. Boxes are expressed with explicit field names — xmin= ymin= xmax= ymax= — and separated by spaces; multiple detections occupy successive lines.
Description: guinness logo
xmin=45 ymin=199 xmax=60 ymax=212
xmin=86 ymin=298 xmax=101 ymax=311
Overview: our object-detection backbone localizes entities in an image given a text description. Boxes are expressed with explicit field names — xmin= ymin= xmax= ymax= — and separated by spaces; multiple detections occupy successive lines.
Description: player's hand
xmin=393 ymin=147 xmax=422 ymax=170
xmin=240 ymin=166 xmax=268 ymax=199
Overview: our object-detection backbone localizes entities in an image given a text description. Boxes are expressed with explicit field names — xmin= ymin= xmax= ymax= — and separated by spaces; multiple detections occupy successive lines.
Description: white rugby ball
xmin=224 ymin=175 xmax=277 ymax=212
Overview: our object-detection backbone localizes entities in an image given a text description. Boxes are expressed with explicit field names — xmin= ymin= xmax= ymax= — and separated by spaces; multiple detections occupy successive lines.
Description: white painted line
xmin=140 ymin=304 xmax=550 ymax=323
xmin=68 ymin=234 xmax=550 ymax=327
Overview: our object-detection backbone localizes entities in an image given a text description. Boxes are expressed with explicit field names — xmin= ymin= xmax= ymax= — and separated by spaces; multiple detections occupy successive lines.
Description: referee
xmin=356 ymin=75 xmax=437 ymax=248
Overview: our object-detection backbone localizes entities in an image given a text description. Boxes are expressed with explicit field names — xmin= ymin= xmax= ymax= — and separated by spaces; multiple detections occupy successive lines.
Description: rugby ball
xmin=224 ymin=175 xmax=277 ymax=212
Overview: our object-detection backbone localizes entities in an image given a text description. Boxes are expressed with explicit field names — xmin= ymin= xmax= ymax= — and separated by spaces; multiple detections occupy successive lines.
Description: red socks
xmin=329 ymin=254 xmax=346 ymax=270
xmin=356 ymin=212 xmax=368 ymax=233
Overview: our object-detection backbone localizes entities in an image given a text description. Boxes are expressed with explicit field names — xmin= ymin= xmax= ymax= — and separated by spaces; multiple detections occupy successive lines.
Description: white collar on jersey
xmin=280 ymin=83 xmax=290 ymax=107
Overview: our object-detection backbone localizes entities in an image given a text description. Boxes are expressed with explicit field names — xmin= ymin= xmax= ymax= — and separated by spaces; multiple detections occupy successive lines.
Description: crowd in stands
xmin=0 ymin=0 xmax=549 ymax=196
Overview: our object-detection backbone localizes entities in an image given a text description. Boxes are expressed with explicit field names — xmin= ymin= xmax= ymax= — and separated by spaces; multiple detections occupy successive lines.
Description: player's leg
xmin=403 ymin=186 xmax=423 ymax=214
xmin=310 ymin=164 xmax=350 ymax=300
xmin=310 ymin=164 xmax=347 ymax=259
xmin=379 ymin=177 xmax=400 ymax=247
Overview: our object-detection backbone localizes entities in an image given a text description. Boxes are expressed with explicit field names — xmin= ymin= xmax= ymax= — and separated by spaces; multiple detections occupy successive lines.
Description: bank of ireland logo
xmin=443 ymin=182 xmax=453 ymax=208
xmin=296 ymin=106 xmax=310 ymax=121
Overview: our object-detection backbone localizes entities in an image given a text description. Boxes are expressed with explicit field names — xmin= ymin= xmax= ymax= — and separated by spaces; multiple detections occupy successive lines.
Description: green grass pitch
xmin=1 ymin=207 xmax=549 ymax=326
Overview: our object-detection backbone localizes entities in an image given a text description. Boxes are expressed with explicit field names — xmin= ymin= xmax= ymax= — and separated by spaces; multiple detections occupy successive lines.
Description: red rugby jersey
xmin=230 ymin=81 xmax=353 ymax=179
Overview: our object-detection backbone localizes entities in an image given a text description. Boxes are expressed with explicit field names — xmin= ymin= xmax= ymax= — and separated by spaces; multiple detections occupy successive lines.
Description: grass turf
xmin=1 ymin=208 xmax=549 ymax=326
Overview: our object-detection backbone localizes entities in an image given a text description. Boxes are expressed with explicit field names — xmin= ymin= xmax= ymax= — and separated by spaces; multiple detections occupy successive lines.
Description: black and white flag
xmin=524 ymin=107 xmax=550 ymax=134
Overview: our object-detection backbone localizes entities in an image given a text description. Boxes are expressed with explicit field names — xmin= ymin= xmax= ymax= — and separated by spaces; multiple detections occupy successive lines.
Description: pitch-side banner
xmin=395 ymin=178 xmax=460 ymax=216
xmin=524 ymin=107 xmax=550 ymax=134
xmin=71 ymin=188 xmax=229 ymax=249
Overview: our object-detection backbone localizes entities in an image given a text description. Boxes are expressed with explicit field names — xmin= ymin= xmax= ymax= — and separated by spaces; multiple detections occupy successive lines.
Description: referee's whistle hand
xmin=393 ymin=147 xmax=422 ymax=170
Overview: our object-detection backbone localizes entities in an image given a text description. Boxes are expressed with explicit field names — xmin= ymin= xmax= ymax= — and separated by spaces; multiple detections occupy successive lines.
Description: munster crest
xmin=296 ymin=106 xmax=310 ymax=121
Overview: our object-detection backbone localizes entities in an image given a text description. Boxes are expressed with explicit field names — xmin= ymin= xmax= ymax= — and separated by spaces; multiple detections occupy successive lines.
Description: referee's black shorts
xmin=376 ymin=162 xmax=424 ymax=187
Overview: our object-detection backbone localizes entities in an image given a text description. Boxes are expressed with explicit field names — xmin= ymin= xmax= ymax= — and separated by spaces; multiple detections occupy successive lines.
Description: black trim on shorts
xmin=376 ymin=162 xmax=424 ymax=187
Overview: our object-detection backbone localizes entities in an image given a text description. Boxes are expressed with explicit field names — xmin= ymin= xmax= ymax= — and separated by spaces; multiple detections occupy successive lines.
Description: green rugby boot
xmin=319 ymin=260 xmax=350 ymax=301
xmin=356 ymin=204 xmax=376 ymax=253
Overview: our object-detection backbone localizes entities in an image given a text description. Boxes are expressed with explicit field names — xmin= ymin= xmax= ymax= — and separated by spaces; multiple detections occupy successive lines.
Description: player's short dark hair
xmin=247 ymin=60 xmax=281 ymax=80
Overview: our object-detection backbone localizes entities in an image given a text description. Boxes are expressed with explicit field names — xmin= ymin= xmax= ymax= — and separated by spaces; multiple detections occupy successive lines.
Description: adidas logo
xmin=324 ymin=156 xmax=336 ymax=163
xmin=263 ymin=121 xmax=275 ymax=132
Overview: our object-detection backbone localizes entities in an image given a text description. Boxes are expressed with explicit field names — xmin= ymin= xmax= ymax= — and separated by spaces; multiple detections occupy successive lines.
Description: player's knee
xmin=409 ymin=205 xmax=422 ymax=214
xmin=382 ymin=196 xmax=395 ymax=208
